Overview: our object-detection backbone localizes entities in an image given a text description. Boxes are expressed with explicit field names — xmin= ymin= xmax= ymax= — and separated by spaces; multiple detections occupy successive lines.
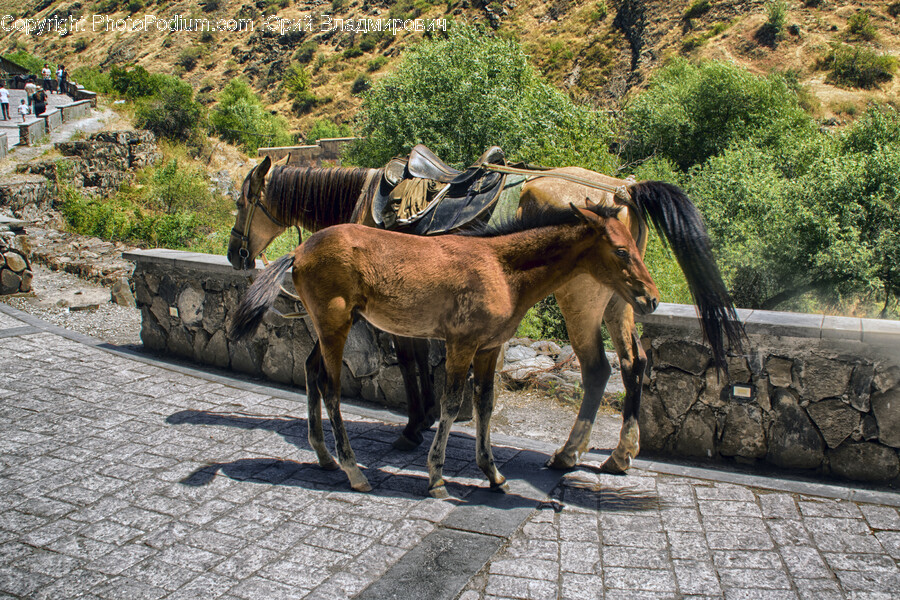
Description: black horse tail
xmin=229 ymin=253 xmax=296 ymax=341
xmin=630 ymin=180 xmax=745 ymax=369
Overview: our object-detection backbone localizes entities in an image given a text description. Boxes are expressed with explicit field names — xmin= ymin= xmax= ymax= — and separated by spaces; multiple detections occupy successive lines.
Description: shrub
xmin=821 ymin=43 xmax=896 ymax=88
xmin=890 ymin=2 xmax=900 ymax=18
xmin=282 ymin=63 xmax=311 ymax=98
xmin=210 ymin=78 xmax=294 ymax=153
xmin=684 ymin=0 xmax=712 ymax=20
xmin=589 ymin=1 xmax=608 ymax=22
xmin=343 ymin=46 xmax=364 ymax=59
xmin=306 ymin=118 xmax=353 ymax=143
xmin=177 ymin=46 xmax=203 ymax=71
xmin=294 ymin=41 xmax=317 ymax=64
xmin=624 ymin=59 xmax=814 ymax=170
xmin=847 ymin=10 xmax=877 ymax=41
xmin=756 ymin=0 xmax=787 ymax=46
xmin=351 ymin=74 xmax=370 ymax=94
xmin=134 ymin=77 xmax=206 ymax=144
xmin=147 ymin=158 xmax=213 ymax=214
xmin=73 ymin=39 xmax=88 ymax=53
xmin=367 ymin=56 xmax=388 ymax=72
xmin=109 ymin=65 xmax=157 ymax=98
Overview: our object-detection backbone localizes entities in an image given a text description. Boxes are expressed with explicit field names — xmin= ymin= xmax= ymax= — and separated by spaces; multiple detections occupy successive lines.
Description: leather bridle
xmin=230 ymin=192 xmax=300 ymax=265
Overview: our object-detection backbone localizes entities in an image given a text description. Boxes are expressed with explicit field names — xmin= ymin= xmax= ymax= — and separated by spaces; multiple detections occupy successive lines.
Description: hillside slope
xmin=2 ymin=0 xmax=898 ymax=135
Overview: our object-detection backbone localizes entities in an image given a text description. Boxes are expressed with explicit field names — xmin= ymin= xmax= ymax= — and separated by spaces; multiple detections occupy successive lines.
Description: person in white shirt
xmin=41 ymin=64 xmax=52 ymax=93
xmin=18 ymin=99 xmax=29 ymax=121
xmin=0 ymin=84 xmax=9 ymax=120
xmin=24 ymin=80 xmax=37 ymax=107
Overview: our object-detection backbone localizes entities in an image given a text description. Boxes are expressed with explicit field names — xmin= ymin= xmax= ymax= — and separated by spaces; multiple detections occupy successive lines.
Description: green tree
xmin=624 ymin=59 xmax=814 ymax=171
xmin=210 ymin=78 xmax=293 ymax=154
xmin=347 ymin=25 xmax=615 ymax=170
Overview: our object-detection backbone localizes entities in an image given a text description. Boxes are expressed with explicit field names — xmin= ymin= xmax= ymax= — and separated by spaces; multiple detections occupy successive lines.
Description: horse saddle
xmin=373 ymin=144 xmax=509 ymax=235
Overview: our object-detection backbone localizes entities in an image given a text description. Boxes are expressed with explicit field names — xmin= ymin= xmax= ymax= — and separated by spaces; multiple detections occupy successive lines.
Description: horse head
xmin=572 ymin=200 xmax=660 ymax=316
xmin=227 ymin=155 xmax=288 ymax=270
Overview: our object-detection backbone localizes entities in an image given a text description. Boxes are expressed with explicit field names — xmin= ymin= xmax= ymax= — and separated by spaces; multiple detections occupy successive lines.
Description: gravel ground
xmin=0 ymin=263 xmax=142 ymax=347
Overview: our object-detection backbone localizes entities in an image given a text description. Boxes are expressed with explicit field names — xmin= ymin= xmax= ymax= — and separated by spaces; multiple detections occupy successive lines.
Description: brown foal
xmin=231 ymin=202 xmax=660 ymax=498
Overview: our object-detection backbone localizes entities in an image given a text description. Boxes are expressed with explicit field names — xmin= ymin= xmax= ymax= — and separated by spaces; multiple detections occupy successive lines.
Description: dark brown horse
xmin=226 ymin=157 xmax=742 ymax=475
xmin=231 ymin=202 xmax=660 ymax=496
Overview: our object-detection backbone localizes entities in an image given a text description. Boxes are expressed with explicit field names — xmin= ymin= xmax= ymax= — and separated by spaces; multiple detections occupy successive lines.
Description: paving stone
xmin=603 ymin=566 xmax=677 ymax=592
xmin=767 ymin=518 xmax=813 ymax=547
xmin=489 ymin=558 xmax=557 ymax=580
xmin=718 ymin=567 xmax=792 ymax=589
xmin=560 ymin=541 xmax=599 ymax=574
xmin=601 ymin=546 xmax=669 ymax=569
xmin=793 ymin=578 xmax=844 ymax=600
xmin=672 ymin=559 xmax=722 ymax=596
xmin=484 ymin=574 xmax=556 ymax=600
xmin=875 ymin=531 xmax=900 ymax=559
xmin=560 ymin=572 xmax=603 ymax=599
xmin=779 ymin=546 xmax=832 ymax=579
xmin=860 ymin=504 xmax=900 ymax=530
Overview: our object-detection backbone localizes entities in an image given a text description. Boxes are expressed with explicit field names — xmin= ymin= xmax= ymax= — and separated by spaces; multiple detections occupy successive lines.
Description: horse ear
xmin=250 ymin=156 xmax=271 ymax=196
xmin=569 ymin=202 xmax=592 ymax=224
xmin=584 ymin=197 xmax=598 ymax=209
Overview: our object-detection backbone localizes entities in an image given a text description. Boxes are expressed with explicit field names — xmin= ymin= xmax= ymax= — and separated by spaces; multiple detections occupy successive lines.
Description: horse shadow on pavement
xmin=167 ymin=409 xmax=661 ymax=514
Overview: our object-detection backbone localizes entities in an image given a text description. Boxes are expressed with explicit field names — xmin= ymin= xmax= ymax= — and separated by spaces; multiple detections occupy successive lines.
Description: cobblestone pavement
xmin=1 ymin=303 xmax=898 ymax=600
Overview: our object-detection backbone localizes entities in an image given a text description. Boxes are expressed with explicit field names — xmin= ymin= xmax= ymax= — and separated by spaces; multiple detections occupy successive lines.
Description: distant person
xmin=24 ymin=79 xmax=37 ymax=107
xmin=18 ymin=99 xmax=29 ymax=121
xmin=33 ymin=87 xmax=47 ymax=117
xmin=41 ymin=63 xmax=52 ymax=93
xmin=57 ymin=65 xmax=68 ymax=95
xmin=0 ymin=83 xmax=9 ymax=120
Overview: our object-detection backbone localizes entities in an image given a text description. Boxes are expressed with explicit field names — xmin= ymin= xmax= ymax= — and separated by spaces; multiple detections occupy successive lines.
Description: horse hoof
xmin=351 ymin=480 xmax=373 ymax=493
xmin=319 ymin=458 xmax=340 ymax=471
xmin=490 ymin=481 xmax=510 ymax=494
xmin=429 ymin=485 xmax=450 ymax=499
xmin=599 ymin=455 xmax=630 ymax=475
xmin=392 ymin=433 xmax=422 ymax=451
xmin=546 ymin=452 xmax=576 ymax=471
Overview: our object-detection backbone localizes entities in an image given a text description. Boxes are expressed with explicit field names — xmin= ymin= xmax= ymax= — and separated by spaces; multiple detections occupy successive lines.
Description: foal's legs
xmin=548 ymin=276 xmax=615 ymax=470
xmin=317 ymin=327 xmax=372 ymax=492
xmin=427 ymin=344 xmax=477 ymax=499
xmin=305 ymin=341 xmax=339 ymax=471
xmin=598 ymin=295 xmax=647 ymax=474
xmin=472 ymin=347 xmax=508 ymax=492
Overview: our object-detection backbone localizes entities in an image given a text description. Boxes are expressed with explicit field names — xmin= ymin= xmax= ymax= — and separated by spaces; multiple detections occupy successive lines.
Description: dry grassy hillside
xmin=2 ymin=0 xmax=899 ymax=133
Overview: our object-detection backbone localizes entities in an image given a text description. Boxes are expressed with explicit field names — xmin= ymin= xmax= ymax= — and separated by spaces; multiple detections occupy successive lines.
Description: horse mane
xmin=461 ymin=202 xmax=622 ymax=238
xmin=265 ymin=166 xmax=380 ymax=231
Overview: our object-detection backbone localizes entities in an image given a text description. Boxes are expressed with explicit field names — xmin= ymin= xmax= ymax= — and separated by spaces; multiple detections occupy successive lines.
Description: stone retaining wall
xmin=42 ymin=108 xmax=62 ymax=131
xmin=259 ymin=137 xmax=358 ymax=167
xmin=0 ymin=133 xmax=7 ymax=160
xmin=16 ymin=130 xmax=161 ymax=198
xmin=0 ymin=175 xmax=55 ymax=224
xmin=59 ymin=100 xmax=92 ymax=123
xmin=636 ymin=304 xmax=900 ymax=484
xmin=125 ymin=249 xmax=900 ymax=484
xmin=125 ymin=249 xmax=443 ymax=410
xmin=0 ymin=223 xmax=32 ymax=295
xmin=18 ymin=118 xmax=46 ymax=147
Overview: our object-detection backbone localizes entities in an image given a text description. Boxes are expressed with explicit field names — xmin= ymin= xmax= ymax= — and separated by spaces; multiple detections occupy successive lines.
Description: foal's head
xmin=575 ymin=201 xmax=660 ymax=316
xmin=228 ymin=156 xmax=287 ymax=270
